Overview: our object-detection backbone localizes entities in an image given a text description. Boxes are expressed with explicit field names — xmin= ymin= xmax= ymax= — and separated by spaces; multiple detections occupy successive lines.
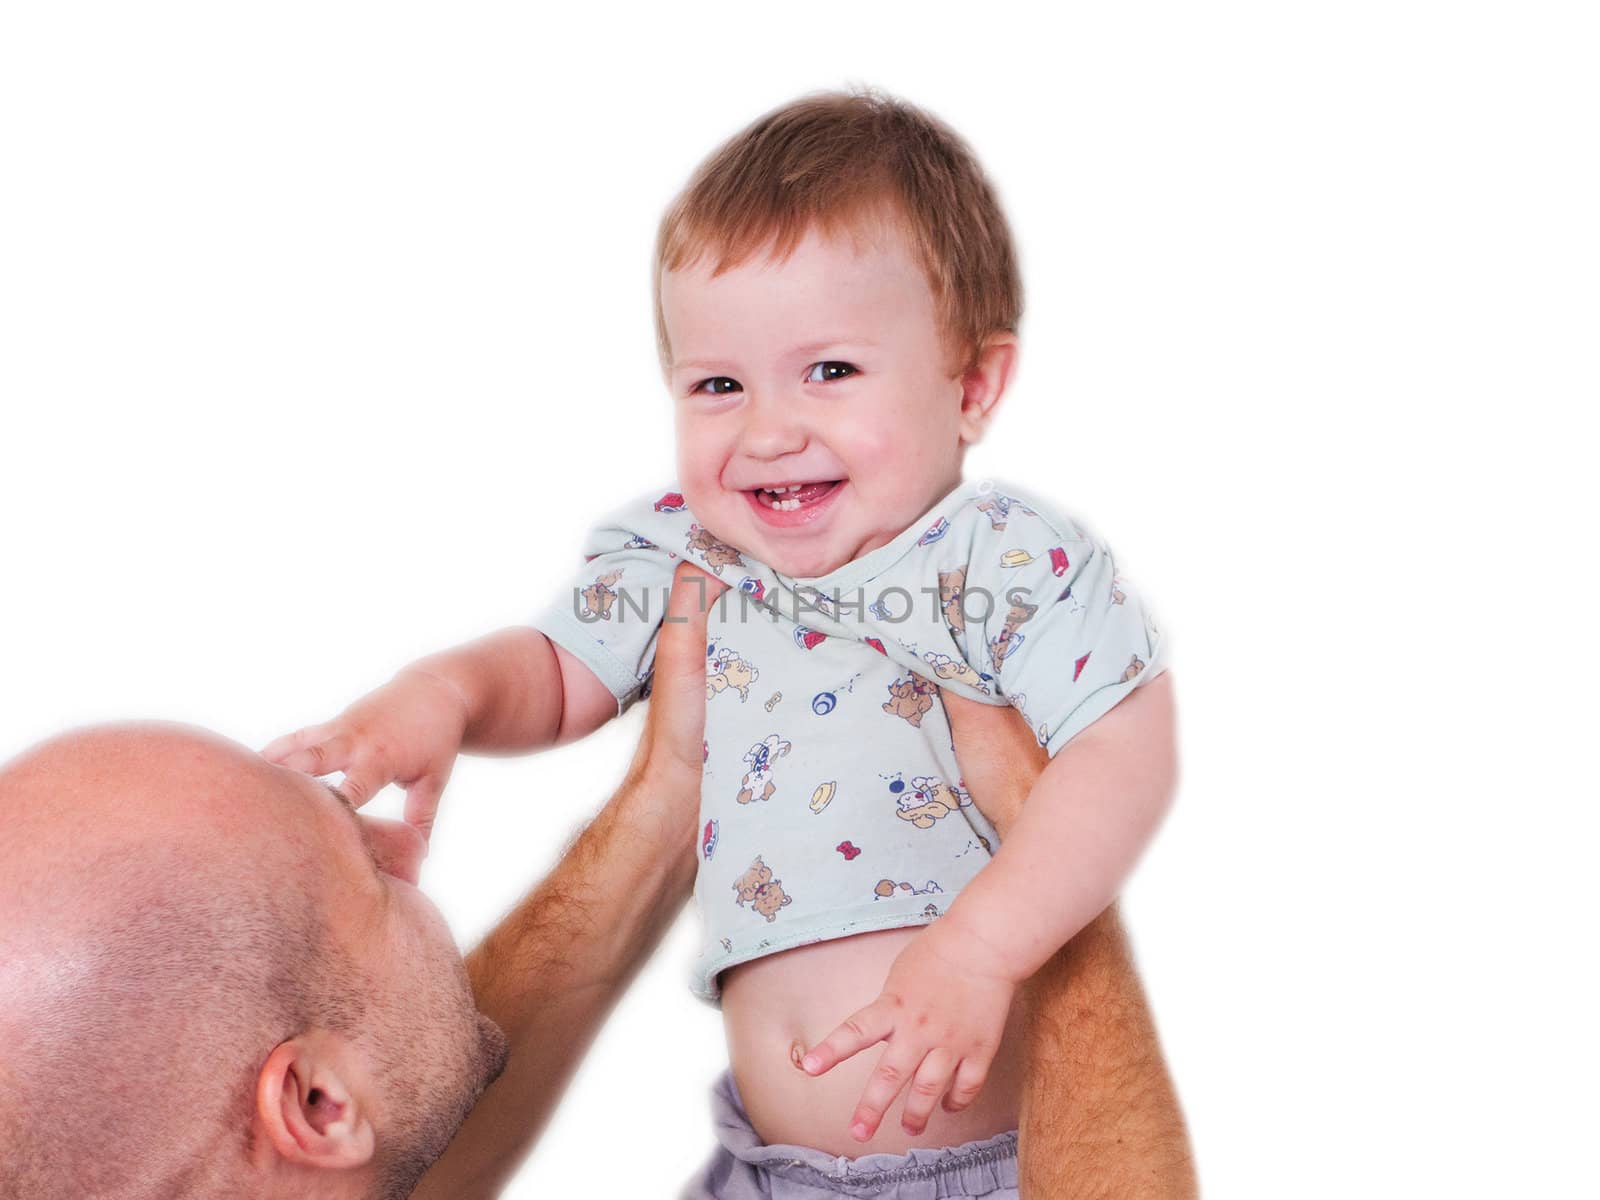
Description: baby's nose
xmin=738 ymin=393 xmax=808 ymax=461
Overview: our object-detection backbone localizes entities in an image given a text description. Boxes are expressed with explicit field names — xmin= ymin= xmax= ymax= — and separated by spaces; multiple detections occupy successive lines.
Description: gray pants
xmin=681 ymin=1071 xmax=1019 ymax=1199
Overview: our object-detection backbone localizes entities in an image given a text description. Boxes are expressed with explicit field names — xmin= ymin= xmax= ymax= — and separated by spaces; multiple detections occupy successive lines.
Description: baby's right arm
xmin=262 ymin=626 xmax=618 ymax=835
xmin=267 ymin=486 xmax=692 ymax=834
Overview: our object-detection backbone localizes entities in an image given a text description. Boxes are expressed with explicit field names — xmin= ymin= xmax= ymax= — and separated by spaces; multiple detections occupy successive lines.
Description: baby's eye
xmin=805 ymin=361 xmax=858 ymax=383
xmin=692 ymin=376 xmax=743 ymax=396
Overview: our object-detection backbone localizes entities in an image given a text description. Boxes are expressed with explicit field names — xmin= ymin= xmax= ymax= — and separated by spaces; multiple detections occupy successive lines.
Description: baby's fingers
xmin=801 ymin=1001 xmax=896 ymax=1076
xmin=402 ymin=772 xmax=450 ymax=840
xmin=900 ymin=1048 xmax=957 ymax=1136
xmin=262 ymin=724 xmax=352 ymax=777
xmin=336 ymin=758 xmax=394 ymax=810
xmin=260 ymin=723 xmax=330 ymax=764
xmin=940 ymin=1054 xmax=992 ymax=1115
xmin=848 ymin=1043 xmax=925 ymax=1143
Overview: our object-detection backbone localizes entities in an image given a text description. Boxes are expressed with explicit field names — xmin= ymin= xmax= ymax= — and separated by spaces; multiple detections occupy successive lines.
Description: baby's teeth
xmin=755 ymin=484 xmax=816 ymax=511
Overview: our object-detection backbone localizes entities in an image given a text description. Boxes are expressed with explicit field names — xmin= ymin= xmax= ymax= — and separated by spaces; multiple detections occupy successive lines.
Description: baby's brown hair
xmin=654 ymin=88 xmax=1023 ymax=375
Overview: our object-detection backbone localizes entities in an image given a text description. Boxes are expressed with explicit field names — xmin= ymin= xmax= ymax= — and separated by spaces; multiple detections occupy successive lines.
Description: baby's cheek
xmin=840 ymin=414 xmax=898 ymax=464
xmin=854 ymin=413 xmax=953 ymax=479
xmin=677 ymin=472 xmax=719 ymax=523
xmin=675 ymin=445 xmax=707 ymax=492
xmin=674 ymin=420 xmax=721 ymax=488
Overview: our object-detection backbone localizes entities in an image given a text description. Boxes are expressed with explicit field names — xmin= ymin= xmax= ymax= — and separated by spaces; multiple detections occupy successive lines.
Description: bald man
xmin=2 ymin=565 xmax=1194 ymax=1197
xmin=0 ymin=566 xmax=734 ymax=1196
xmin=0 ymin=720 xmax=510 ymax=1197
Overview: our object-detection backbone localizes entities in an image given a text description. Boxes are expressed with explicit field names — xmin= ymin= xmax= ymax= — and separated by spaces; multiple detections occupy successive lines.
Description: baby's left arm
xmin=802 ymin=671 xmax=1178 ymax=1141
xmin=800 ymin=678 xmax=1177 ymax=1145
xmin=804 ymin=489 xmax=1176 ymax=1139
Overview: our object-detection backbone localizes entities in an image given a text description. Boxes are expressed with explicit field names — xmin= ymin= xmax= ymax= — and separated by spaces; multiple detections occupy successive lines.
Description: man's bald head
xmin=0 ymin=724 xmax=506 ymax=1199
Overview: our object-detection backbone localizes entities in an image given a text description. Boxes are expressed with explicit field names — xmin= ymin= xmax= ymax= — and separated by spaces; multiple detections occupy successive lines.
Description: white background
xmin=2 ymin=3 xmax=1595 ymax=1196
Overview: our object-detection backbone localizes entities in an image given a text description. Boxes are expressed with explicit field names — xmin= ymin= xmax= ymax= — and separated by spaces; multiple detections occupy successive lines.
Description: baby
xmin=267 ymin=90 xmax=1175 ymax=1195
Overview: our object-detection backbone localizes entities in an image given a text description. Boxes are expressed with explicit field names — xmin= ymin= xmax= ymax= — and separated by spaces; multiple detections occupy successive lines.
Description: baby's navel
xmin=789 ymin=1039 xmax=806 ymax=1070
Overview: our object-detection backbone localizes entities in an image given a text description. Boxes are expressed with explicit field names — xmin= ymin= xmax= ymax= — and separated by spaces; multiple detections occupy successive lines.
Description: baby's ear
xmin=957 ymin=333 xmax=1019 ymax=446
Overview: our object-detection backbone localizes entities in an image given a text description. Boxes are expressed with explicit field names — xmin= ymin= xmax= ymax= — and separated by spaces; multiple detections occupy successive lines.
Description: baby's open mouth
xmin=750 ymin=481 xmax=843 ymax=512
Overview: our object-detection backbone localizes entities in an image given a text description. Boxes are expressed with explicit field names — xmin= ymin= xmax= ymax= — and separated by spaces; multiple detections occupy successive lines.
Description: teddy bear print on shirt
xmin=987 ymin=595 xmax=1040 ymax=675
xmin=581 ymin=568 xmax=624 ymax=621
xmin=732 ymin=856 xmax=770 ymax=905
xmin=731 ymin=856 xmax=794 ymax=923
xmin=751 ymin=879 xmax=793 ymax=922
xmin=882 ymin=673 xmax=937 ymax=727
xmin=938 ymin=567 xmax=967 ymax=636
xmin=685 ymin=524 xmax=746 ymax=576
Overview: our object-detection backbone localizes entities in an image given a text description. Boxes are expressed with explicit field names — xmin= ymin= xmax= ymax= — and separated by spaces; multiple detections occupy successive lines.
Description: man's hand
xmin=801 ymin=919 xmax=1017 ymax=1140
xmin=940 ymin=688 xmax=1198 ymax=1198
xmin=262 ymin=666 xmax=470 ymax=834
xmin=414 ymin=562 xmax=726 ymax=1200
xmin=625 ymin=563 xmax=728 ymax=788
xmin=941 ymin=693 xmax=1049 ymax=839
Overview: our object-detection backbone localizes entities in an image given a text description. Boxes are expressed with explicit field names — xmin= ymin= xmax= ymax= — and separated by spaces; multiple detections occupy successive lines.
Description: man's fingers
xmin=801 ymin=1002 xmax=896 ymax=1076
xmin=940 ymin=1054 xmax=991 ymax=1114
xmin=900 ymin=1047 xmax=956 ymax=1136
xmin=626 ymin=562 xmax=731 ymax=787
xmin=666 ymin=560 xmax=722 ymax=621
xmin=656 ymin=563 xmax=728 ymax=676
xmin=848 ymin=1044 xmax=924 ymax=1142
xmin=943 ymin=691 xmax=1047 ymax=837
xmin=942 ymin=691 xmax=1045 ymax=756
xmin=269 ymin=729 xmax=354 ymax=779
xmin=402 ymin=773 xmax=448 ymax=840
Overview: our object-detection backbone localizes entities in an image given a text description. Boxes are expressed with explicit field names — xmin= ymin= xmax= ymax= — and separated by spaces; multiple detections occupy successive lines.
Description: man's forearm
xmin=942 ymin=683 xmax=1193 ymax=1197
xmin=1020 ymin=905 xmax=1197 ymax=1199
xmin=414 ymin=763 xmax=698 ymax=1199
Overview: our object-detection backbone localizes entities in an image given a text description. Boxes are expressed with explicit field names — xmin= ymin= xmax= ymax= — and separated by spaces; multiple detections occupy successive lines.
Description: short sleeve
xmin=952 ymin=487 xmax=1166 ymax=757
xmin=529 ymin=489 xmax=686 ymax=717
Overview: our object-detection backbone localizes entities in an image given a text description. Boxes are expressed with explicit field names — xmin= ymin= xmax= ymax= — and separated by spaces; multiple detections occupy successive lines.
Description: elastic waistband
xmin=705 ymin=1069 xmax=1018 ymax=1197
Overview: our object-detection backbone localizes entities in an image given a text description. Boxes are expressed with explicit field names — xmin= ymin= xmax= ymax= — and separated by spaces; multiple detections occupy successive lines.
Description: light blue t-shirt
xmin=532 ymin=478 xmax=1166 ymax=1003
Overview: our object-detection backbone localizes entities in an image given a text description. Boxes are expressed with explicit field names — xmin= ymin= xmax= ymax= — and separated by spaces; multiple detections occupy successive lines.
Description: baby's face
xmin=661 ymin=220 xmax=973 ymax=579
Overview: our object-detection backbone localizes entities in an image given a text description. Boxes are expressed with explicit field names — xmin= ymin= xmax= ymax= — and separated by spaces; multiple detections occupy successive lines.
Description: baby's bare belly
xmin=719 ymin=926 xmax=1027 ymax=1158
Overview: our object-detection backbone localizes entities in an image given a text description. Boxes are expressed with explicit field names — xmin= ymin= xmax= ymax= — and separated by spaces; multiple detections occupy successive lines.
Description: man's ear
xmin=256 ymin=1035 xmax=376 ymax=1171
xmin=956 ymin=332 xmax=1019 ymax=446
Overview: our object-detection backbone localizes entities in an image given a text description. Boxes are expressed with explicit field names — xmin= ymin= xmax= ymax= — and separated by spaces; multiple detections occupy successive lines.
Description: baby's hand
xmin=801 ymin=921 xmax=1017 ymax=1141
xmin=262 ymin=667 xmax=471 ymax=837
